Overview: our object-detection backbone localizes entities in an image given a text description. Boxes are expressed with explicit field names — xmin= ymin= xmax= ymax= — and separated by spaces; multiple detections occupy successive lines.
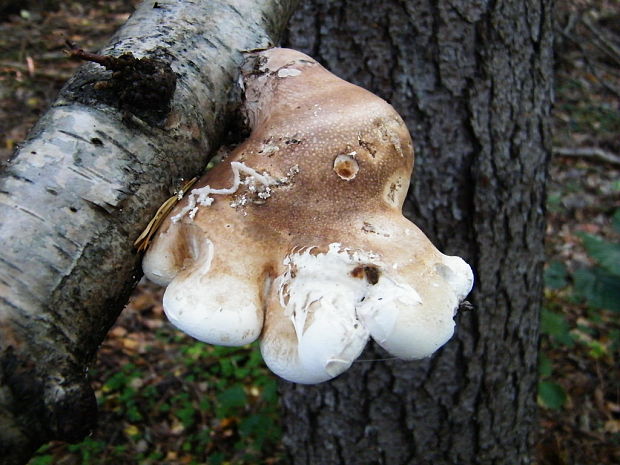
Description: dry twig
xmin=561 ymin=33 xmax=620 ymax=98
xmin=553 ymin=146 xmax=620 ymax=166
xmin=0 ymin=61 xmax=73 ymax=81
xmin=582 ymin=14 xmax=620 ymax=66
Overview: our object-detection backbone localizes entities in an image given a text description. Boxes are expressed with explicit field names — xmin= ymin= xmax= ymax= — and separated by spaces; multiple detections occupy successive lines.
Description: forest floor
xmin=0 ymin=1 xmax=618 ymax=464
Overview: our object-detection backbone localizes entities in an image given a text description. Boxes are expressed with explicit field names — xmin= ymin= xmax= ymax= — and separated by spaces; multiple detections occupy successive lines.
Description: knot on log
xmin=67 ymin=42 xmax=177 ymax=126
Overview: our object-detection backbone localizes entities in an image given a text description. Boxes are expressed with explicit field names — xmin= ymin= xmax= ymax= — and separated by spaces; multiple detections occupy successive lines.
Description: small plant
xmin=539 ymin=209 xmax=620 ymax=411
xmin=572 ymin=217 xmax=620 ymax=312
xmin=538 ymin=307 xmax=571 ymax=410
xmin=538 ymin=352 xmax=567 ymax=410
xmin=28 ymin=332 xmax=283 ymax=465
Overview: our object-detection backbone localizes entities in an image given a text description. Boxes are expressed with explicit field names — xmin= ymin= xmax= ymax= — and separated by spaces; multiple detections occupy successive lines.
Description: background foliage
xmin=537 ymin=2 xmax=620 ymax=462
xmin=0 ymin=0 xmax=618 ymax=464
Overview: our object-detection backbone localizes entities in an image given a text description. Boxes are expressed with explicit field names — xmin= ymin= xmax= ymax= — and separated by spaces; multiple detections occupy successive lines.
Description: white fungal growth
xmin=262 ymin=243 xmax=375 ymax=383
xmin=282 ymin=164 xmax=300 ymax=181
xmin=356 ymin=276 xmax=422 ymax=344
xmin=161 ymin=237 xmax=264 ymax=346
xmin=277 ymin=68 xmax=302 ymax=78
xmin=435 ymin=255 xmax=475 ymax=301
xmin=172 ymin=162 xmax=276 ymax=222
xmin=262 ymin=243 xmax=439 ymax=383
xmin=257 ymin=188 xmax=272 ymax=200
xmin=260 ymin=242 xmax=471 ymax=383
xmin=277 ymin=243 xmax=379 ymax=341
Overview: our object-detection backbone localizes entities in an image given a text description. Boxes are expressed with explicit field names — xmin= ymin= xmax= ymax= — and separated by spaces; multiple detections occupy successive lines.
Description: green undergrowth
xmin=29 ymin=337 xmax=283 ymax=465
xmin=538 ymin=208 xmax=620 ymax=411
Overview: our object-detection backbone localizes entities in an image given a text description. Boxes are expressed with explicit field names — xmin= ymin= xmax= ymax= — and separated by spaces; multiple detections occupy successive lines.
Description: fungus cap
xmin=142 ymin=47 xmax=474 ymax=384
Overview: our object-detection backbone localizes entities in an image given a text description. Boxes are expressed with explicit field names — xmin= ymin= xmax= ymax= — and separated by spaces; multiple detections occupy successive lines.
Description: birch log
xmin=0 ymin=1 xmax=298 ymax=463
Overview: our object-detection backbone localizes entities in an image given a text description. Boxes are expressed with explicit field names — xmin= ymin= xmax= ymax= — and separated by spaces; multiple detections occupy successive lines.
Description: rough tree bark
xmin=280 ymin=1 xmax=553 ymax=464
xmin=0 ymin=1 xmax=297 ymax=463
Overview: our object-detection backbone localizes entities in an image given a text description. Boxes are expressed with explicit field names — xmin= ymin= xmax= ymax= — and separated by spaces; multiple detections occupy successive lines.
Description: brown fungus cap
xmin=142 ymin=48 xmax=474 ymax=384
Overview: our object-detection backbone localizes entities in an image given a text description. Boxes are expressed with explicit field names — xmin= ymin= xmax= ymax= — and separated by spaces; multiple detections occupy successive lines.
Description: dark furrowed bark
xmin=281 ymin=1 xmax=552 ymax=463
xmin=0 ymin=1 xmax=298 ymax=463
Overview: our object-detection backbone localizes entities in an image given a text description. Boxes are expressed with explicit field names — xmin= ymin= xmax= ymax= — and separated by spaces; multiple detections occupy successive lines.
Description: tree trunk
xmin=280 ymin=1 xmax=552 ymax=464
xmin=0 ymin=1 xmax=297 ymax=463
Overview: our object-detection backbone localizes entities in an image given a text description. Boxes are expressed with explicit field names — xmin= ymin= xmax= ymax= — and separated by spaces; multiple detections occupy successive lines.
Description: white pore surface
xmin=144 ymin=224 xmax=473 ymax=383
xmin=261 ymin=243 xmax=372 ymax=384
xmin=261 ymin=243 xmax=474 ymax=383
xmin=356 ymin=276 xmax=422 ymax=346
xmin=358 ymin=281 xmax=456 ymax=360
xmin=161 ymin=240 xmax=263 ymax=346
xmin=358 ymin=253 xmax=474 ymax=360
xmin=437 ymin=255 xmax=475 ymax=301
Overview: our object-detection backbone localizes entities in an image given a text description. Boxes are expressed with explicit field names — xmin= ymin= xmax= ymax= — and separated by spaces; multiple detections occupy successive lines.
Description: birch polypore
xmin=143 ymin=48 xmax=474 ymax=384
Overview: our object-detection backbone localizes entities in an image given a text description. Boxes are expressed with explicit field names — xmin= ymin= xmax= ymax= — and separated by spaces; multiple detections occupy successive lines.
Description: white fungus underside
xmin=152 ymin=238 xmax=471 ymax=384
xmin=260 ymin=243 xmax=461 ymax=384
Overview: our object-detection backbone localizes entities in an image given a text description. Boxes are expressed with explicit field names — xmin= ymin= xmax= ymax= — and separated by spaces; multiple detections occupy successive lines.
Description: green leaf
xmin=199 ymin=398 xmax=212 ymax=411
xmin=103 ymin=372 xmax=128 ymax=391
xmin=177 ymin=405 xmax=196 ymax=428
xmin=218 ymin=359 xmax=235 ymax=378
xmin=578 ymin=232 xmax=620 ymax=276
xmin=127 ymin=405 xmax=143 ymax=422
xmin=538 ymin=353 xmax=553 ymax=377
xmin=148 ymin=451 xmax=164 ymax=461
xmin=538 ymin=381 xmax=567 ymax=410
xmin=540 ymin=308 xmax=574 ymax=346
xmin=544 ymin=260 xmax=568 ymax=289
xmin=216 ymin=385 xmax=247 ymax=417
xmin=261 ymin=378 xmax=278 ymax=403
xmin=586 ymin=339 xmax=607 ymax=359
xmin=239 ymin=413 xmax=282 ymax=450
xmin=184 ymin=342 xmax=207 ymax=359
xmin=28 ymin=456 xmax=54 ymax=465
xmin=573 ymin=267 xmax=620 ymax=312
xmin=207 ymin=452 xmax=225 ymax=465
xmin=612 ymin=209 xmax=620 ymax=234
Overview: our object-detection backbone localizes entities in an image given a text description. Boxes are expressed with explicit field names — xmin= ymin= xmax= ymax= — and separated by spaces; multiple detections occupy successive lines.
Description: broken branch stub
xmin=143 ymin=48 xmax=474 ymax=384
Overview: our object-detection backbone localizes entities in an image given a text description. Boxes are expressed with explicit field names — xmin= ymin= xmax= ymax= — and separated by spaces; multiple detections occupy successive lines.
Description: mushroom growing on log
xmin=143 ymin=48 xmax=474 ymax=384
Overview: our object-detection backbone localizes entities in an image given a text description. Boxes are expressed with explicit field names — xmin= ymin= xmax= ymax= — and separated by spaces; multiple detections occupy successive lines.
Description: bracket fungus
xmin=142 ymin=48 xmax=474 ymax=384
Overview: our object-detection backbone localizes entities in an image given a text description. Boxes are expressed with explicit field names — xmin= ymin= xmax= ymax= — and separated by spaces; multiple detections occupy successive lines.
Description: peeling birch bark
xmin=0 ymin=1 xmax=298 ymax=463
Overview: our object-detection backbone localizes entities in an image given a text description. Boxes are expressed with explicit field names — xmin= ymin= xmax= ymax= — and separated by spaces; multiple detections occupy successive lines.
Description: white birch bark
xmin=0 ymin=1 xmax=298 ymax=463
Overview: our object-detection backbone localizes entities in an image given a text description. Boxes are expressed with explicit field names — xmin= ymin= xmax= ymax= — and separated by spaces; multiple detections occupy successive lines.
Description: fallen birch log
xmin=0 ymin=1 xmax=297 ymax=463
